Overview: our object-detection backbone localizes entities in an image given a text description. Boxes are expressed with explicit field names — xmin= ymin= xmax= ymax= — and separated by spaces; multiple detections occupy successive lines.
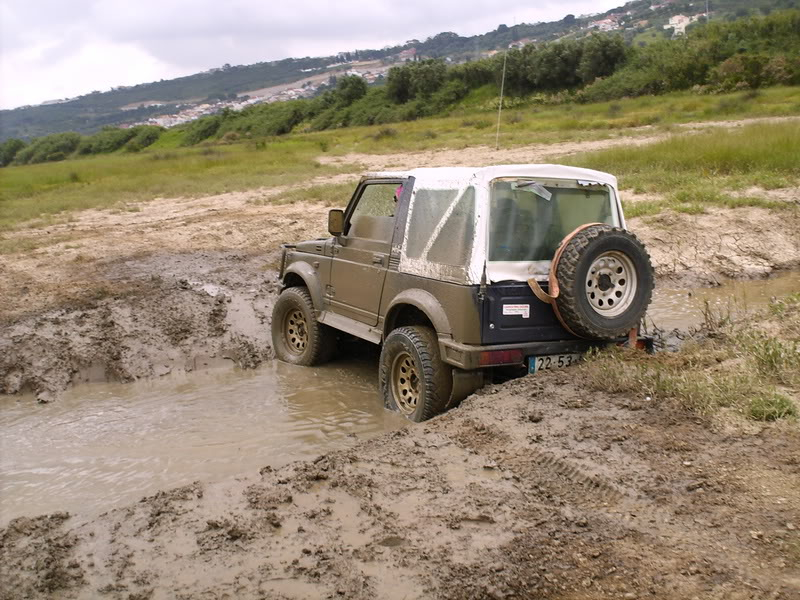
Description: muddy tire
xmin=271 ymin=287 xmax=336 ymax=366
xmin=380 ymin=326 xmax=453 ymax=423
xmin=555 ymin=225 xmax=654 ymax=340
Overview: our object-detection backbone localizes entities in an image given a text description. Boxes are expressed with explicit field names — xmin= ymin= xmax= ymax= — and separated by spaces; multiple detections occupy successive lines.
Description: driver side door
xmin=328 ymin=180 xmax=402 ymax=325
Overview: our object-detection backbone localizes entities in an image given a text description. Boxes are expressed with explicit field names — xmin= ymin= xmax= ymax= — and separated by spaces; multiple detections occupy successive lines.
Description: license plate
xmin=528 ymin=353 xmax=582 ymax=374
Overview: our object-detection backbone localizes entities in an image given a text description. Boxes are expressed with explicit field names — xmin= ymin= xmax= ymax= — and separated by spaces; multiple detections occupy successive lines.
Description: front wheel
xmin=271 ymin=287 xmax=336 ymax=366
xmin=379 ymin=326 xmax=453 ymax=422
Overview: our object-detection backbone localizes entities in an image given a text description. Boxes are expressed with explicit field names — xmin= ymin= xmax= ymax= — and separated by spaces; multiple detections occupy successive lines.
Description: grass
xmin=568 ymin=120 xmax=800 ymax=217
xmin=2 ymin=86 xmax=800 ymax=231
xmin=262 ymin=182 xmax=357 ymax=207
xmin=0 ymin=140 xmax=358 ymax=230
xmin=0 ymin=233 xmax=78 ymax=255
xmin=582 ymin=294 xmax=800 ymax=422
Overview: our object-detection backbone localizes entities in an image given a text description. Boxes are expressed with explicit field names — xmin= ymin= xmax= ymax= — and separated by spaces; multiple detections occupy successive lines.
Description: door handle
xmin=372 ymin=253 xmax=385 ymax=265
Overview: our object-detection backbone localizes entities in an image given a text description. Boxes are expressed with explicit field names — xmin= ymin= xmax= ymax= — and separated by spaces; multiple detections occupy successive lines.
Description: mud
xmin=3 ymin=194 xmax=798 ymax=401
xmin=1 ymin=352 xmax=407 ymax=524
xmin=633 ymin=205 xmax=800 ymax=286
xmin=2 ymin=369 xmax=798 ymax=599
xmin=647 ymin=270 xmax=800 ymax=331
xmin=0 ymin=251 xmax=278 ymax=402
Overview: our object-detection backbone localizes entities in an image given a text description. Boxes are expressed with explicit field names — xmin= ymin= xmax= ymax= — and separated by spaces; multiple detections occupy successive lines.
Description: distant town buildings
xmin=508 ymin=38 xmax=534 ymax=49
xmin=665 ymin=13 xmax=701 ymax=36
xmin=397 ymin=48 xmax=417 ymax=61
xmin=125 ymin=61 xmax=394 ymax=129
xmin=114 ymin=3 xmax=712 ymax=133
xmin=589 ymin=15 xmax=621 ymax=31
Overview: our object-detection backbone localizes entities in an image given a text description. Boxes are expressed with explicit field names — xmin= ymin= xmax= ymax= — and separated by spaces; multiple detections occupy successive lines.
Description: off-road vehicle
xmin=272 ymin=165 xmax=654 ymax=421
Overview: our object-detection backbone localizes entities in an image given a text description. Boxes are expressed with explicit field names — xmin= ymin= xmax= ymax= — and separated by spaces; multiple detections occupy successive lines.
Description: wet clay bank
xmin=0 ymin=251 xmax=280 ymax=402
xmin=2 ymin=370 xmax=798 ymax=599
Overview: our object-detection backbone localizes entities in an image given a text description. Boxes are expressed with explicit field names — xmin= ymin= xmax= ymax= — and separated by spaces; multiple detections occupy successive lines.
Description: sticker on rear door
xmin=503 ymin=304 xmax=530 ymax=318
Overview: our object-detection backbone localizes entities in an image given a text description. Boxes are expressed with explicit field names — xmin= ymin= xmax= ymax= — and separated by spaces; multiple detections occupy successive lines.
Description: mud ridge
xmin=0 ymin=251 xmax=278 ymax=402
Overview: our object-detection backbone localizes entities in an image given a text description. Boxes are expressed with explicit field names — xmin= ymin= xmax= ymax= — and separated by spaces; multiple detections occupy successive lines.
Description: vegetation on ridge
xmin=2 ymin=10 xmax=799 ymax=170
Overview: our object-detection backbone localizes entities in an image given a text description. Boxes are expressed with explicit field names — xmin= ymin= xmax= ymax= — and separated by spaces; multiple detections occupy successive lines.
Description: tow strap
xmin=526 ymin=222 xmax=603 ymax=339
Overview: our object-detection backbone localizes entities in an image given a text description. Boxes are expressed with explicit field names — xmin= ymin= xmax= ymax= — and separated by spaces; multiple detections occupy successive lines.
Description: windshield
xmin=489 ymin=178 xmax=617 ymax=262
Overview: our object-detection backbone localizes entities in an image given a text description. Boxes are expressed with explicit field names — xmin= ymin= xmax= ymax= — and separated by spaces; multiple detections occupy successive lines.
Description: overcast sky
xmin=1 ymin=0 xmax=622 ymax=110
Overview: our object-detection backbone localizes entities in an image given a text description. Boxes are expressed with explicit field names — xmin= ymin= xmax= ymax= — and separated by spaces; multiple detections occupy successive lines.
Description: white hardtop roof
xmin=363 ymin=164 xmax=617 ymax=188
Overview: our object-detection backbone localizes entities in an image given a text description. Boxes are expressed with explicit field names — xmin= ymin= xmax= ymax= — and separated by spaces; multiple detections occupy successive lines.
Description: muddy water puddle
xmin=647 ymin=271 xmax=799 ymax=332
xmin=2 ymin=272 xmax=798 ymax=526
xmin=0 ymin=353 xmax=406 ymax=525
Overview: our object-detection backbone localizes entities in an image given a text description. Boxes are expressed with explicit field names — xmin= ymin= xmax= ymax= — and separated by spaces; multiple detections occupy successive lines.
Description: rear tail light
xmin=479 ymin=349 xmax=524 ymax=366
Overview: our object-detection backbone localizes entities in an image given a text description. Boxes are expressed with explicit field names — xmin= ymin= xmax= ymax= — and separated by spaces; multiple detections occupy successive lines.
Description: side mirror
xmin=328 ymin=209 xmax=344 ymax=236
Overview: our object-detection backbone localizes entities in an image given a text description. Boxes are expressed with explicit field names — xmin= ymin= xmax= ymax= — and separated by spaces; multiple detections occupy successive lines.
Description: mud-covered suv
xmin=273 ymin=165 xmax=653 ymax=421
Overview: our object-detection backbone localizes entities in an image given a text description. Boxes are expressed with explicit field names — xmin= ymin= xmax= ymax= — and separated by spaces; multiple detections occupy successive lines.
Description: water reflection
xmin=0 ymin=349 xmax=406 ymax=525
xmin=647 ymin=271 xmax=799 ymax=332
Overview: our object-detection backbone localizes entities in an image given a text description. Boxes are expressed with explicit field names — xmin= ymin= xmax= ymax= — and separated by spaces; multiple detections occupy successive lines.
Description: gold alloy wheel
xmin=391 ymin=351 xmax=420 ymax=415
xmin=284 ymin=308 xmax=308 ymax=354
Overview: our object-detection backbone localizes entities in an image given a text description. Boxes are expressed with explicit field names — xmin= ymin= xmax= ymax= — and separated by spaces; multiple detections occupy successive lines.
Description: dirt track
xmin=2 ymin=370 xmax=799 ymax=599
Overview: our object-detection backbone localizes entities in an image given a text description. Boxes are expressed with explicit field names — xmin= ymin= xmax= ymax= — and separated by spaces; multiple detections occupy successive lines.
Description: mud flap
xmin=448 ymin=369 xmax=484 ymax=408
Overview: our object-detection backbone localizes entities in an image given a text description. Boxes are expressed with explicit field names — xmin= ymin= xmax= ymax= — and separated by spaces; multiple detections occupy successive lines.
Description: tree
xmin=577 ymin=34 xmax=628 ymax=84
xmin=386 ymin=65 xmax=413 ymax=103
xmin=0 ymin=138 xmax=25 ymax=167
xmin=409 ymin=60 xmax=447 ymax=97
xmin=335 ymin=75 xmax=368 ymax=105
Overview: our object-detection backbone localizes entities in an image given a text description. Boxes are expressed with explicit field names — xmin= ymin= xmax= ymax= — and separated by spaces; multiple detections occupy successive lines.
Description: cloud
xmin=1 ymin=0 xmax=620 ymax=109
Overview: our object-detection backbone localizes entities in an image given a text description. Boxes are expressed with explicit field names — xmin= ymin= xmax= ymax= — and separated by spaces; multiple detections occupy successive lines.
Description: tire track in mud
xmin=440 ymin=387 xmax=800 ymax=597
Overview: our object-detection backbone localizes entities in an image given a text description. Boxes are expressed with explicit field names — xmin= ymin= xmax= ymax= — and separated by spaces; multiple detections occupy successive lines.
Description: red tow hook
xmin=622 ymin=326 xmax=654 ymax=352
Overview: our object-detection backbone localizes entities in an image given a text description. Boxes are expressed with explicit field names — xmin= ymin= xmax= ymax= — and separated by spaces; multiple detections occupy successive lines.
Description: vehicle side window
xmin=345 ymin=183 xmax=398 ymax=242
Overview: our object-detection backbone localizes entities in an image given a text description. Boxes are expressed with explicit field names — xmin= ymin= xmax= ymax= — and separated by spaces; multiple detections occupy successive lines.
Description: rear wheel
xmin=271 ymin=287 xmax=336 ymax=366
xmin=380 ymin=326 xmax=453 ymax=422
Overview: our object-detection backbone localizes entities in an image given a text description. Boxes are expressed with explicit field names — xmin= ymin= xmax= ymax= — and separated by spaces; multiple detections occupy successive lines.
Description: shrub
xmin=124 ymin=126 xmax=163 ymax=152
xmin=13 ymin=132 xmax=82 ymax=165
xmin=77 ymin=127 xmax=138 ymax=155
xmin=370 ymin=127 xmax=398 ymax=141
xmin=182 ymin=115 xmax=222 ymax=145
xmin=761 ymin=54 xmax=800 ymax=86
xmin=0 ymin=138 xmax=26 ymax=167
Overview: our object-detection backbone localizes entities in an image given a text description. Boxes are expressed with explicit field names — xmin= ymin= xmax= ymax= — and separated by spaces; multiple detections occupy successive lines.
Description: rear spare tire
xmin=554 ymin=225 xmax=653 ymax=340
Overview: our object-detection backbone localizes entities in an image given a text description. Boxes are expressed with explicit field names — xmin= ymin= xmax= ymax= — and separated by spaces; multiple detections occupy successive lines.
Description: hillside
xmin=2 ymin=0 xmax=796 ymax=141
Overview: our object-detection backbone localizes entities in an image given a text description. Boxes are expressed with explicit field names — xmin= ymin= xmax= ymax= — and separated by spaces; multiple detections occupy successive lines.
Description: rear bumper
xmin=439 ymin=336 xmax=653 ymax=370
xmin=439 ymin=338 xmax=599 ymax=370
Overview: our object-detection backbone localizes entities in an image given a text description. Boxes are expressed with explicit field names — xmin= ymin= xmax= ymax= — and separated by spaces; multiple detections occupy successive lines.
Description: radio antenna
xmin=495 ymin=49 xmax=508 ymax=151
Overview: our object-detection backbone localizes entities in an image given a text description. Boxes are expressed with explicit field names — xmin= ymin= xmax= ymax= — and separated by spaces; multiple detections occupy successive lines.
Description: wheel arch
xmin=282 ymin=262 xmax=324 ymax=312
xmin=383 ymin=289 xmax=452 ymax=340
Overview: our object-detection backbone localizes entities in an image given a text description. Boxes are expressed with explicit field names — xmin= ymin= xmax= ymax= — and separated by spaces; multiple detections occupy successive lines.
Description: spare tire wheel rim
xmin=585 ymin=250 xmax=638 ymax=317
xmin=392 ymin=351 xmax=420 ymax=415
xmin=284 ymin=308 xmax=308 ymax=354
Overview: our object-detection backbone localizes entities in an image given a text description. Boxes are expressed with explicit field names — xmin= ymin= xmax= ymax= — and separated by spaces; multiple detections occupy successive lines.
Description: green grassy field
xmin=0 ymin=141 xmax=358 ymax=230
xmin=566 ymin=120 xmax=800 ymax=217
xmin=2 ymin=86 xmax=800 ymax=230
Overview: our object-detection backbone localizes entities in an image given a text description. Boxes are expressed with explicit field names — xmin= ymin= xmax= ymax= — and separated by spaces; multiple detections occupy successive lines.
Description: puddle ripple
xmin=0 ymin=356 xmax=407 ymax=524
